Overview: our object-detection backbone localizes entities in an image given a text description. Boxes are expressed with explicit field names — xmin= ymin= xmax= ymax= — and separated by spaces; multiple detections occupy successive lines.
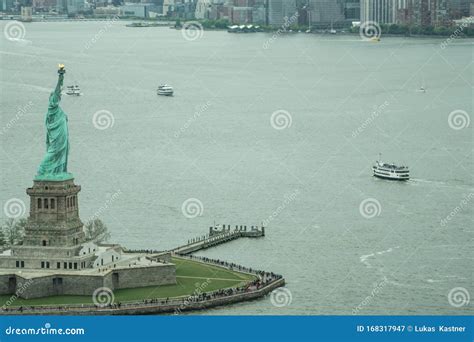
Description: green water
xmin=0 ymin=21 xmax=472 ymax=315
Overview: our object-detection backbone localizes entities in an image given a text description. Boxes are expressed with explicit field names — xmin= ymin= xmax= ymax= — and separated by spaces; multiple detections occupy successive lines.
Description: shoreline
xmin=1 ymin=18 xmax=472 ymax=39
xmin=0 ymin=254 xmax=285 ymax=316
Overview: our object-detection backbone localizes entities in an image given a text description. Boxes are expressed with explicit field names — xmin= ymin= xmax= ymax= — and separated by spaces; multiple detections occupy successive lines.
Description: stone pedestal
xmin=13 ymin=179 xmax=85 ymax=259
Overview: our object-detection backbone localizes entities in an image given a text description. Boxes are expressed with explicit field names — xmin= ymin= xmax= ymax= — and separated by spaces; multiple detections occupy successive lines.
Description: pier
xmin=172 ymin=224 xmax=265 ymax=255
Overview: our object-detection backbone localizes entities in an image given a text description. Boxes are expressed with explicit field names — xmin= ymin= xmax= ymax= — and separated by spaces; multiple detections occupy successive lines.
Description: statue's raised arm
xmin=55 ymin=65 xmax=65 ymax=94
xmin=36 ymin=65 xmax=72 ymax=181
xmin=49 ymin=64 xmax=65 ymax=109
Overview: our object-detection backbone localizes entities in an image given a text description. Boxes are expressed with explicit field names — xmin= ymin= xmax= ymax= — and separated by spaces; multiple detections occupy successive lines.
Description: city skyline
xmin=1 ymin=0 xmax=473 ymax=27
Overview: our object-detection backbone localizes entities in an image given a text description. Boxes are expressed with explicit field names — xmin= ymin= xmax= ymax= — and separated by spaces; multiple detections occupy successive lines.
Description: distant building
xmin=395 ymin=0 xmax=452 ymax=27
xmin=344 ymin=0 xmax=360 ymax=21
xmin=307 ymin=0 xmax=345 ymax=28
xmin=266 ymin=0 xmax=298 ymax=27
xmin=195 ymin=0 xmax=211 ymax=19
xmin=252 ymin=2 xmax=266 ymax=24
xmin=32 ymin=0 xmax=58 ymax=13
xmin=57 ymin=0 xmax=67 ymax=14
xmin=449 ymin=0 xmax=471 ymax=19
xmin=1 ymin=0 xmax=15 ymax=12
xmin=20 ymin=5 xmax=32 ymax=20
xmin=93 ymin=5 xmax=122 ymax=16
xmin=121 ymin=3 xmax=159 ymax=17
xmin=360 ymin=0 xmax=397 ymax=24
xmin=232 ymin=5 xmax=252 ymax=23
xmin=66 ymin=0 xmax=85 ymax=15
xmin=163 ymin=0 xmax=173 ymax=15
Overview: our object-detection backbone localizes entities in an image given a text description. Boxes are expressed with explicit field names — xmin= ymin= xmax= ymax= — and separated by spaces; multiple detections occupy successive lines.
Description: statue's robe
xmin=37 ymin=73 xmax=69 ymax=176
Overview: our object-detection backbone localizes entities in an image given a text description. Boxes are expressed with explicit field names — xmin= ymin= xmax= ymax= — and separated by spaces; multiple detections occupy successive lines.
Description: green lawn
xmin=0 ymin=257 xmax=256 ymax=307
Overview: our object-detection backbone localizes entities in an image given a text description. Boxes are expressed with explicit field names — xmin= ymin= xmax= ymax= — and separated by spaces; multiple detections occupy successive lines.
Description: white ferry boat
xmin=372 ymin=156 xmax=409 ymax=181
xmin=157 ymin=84 xmax=174 ymax=96
xmin=66 ymin=85 xmax=82 ymax=96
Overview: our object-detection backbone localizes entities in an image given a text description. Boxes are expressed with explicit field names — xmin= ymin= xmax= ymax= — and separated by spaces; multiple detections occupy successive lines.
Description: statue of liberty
xmin=36 ymin=64 xmax=73 ymax=180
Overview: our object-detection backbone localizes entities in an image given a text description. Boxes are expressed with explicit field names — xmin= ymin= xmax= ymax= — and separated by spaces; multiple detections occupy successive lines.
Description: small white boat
xmin=66 ymin=85 xmax=82 ymax=96
xmin=372 ymin=155 xmax=409 ymax=181
xmin=417 ymin=78 xmax=426 ymax=93
xmin=157 ymin=84 xmax=174 ymax=96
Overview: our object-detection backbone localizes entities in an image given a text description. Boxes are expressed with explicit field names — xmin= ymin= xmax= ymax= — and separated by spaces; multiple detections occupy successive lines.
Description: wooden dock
xmin=172 ymin=224 xmax=265 ymax=255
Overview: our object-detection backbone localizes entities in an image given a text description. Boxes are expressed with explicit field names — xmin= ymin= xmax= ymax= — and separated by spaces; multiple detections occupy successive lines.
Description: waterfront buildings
xmin=344 ymin=0 xmax=361 ymax=21
xmin=307 ymin=0 xmax=345 ymax=28
xmin=65 ymin=0 xmax=85 ymax=15
xmin=1 ymin=0 xmax=471 ymax=27
xmin=360 ymin=0 xmax=398 ymax=24
xmin=266 ymin=0 xmax=298 ymax=26
xmin=195 ymin=0 xmax=211 ymax=19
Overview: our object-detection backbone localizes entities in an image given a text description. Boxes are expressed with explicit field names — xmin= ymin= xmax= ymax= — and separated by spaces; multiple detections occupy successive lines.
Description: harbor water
xmin=0 ymin=21 xmax=472 ymax=315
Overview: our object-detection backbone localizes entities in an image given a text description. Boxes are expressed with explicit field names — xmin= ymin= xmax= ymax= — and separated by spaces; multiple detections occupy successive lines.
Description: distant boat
xmin=417 ymin=78 xmax=426 ymax=93
xmin=372 ymin=154 xmax=409 ymax=181
xmin=330 ymin=21 xmax=336 ymax=34
xmin=157 ymin=84 xmax=174 ymax=96
xmin=126 ymin=22 xmax=152 ymax=28
xmin=66 ymin=85 xmax=82 ymax=96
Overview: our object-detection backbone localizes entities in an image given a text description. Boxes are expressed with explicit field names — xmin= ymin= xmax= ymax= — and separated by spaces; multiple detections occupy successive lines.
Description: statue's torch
xmin=58 ymin=64 xmax=66 ymax=75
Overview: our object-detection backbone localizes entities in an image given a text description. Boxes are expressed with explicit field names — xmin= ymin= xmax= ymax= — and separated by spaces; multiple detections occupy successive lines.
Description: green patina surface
xmin=36 ymin=70 xmax=72 ymax=181
xmin=0 ymin=257 xmax=256 ymax=307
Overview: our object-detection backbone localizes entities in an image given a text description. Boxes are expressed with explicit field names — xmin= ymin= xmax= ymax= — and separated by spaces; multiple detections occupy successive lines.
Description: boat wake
xmin=360 ymin=246 xmax=400 ymax=268
xmin=410 ymin=178 xmax=473 ymax=191
xmin=410 ymin=178 xmax=448 ymax=186
xmin=426 ymin=275 xmax=467 ymax=283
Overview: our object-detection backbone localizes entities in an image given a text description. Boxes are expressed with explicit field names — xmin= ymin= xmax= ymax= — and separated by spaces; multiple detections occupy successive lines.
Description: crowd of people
xmin=1 ymin=253 xmax=282 ymax=314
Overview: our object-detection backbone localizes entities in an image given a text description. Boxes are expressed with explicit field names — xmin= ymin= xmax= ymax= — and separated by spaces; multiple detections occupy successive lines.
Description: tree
xmin=0 ymin=227 xmax=5 ymax=247
xmin=84 ymin=219 xmax=111 ymax=243
xmin=1 ymin=218 xmax=26 ymax=246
